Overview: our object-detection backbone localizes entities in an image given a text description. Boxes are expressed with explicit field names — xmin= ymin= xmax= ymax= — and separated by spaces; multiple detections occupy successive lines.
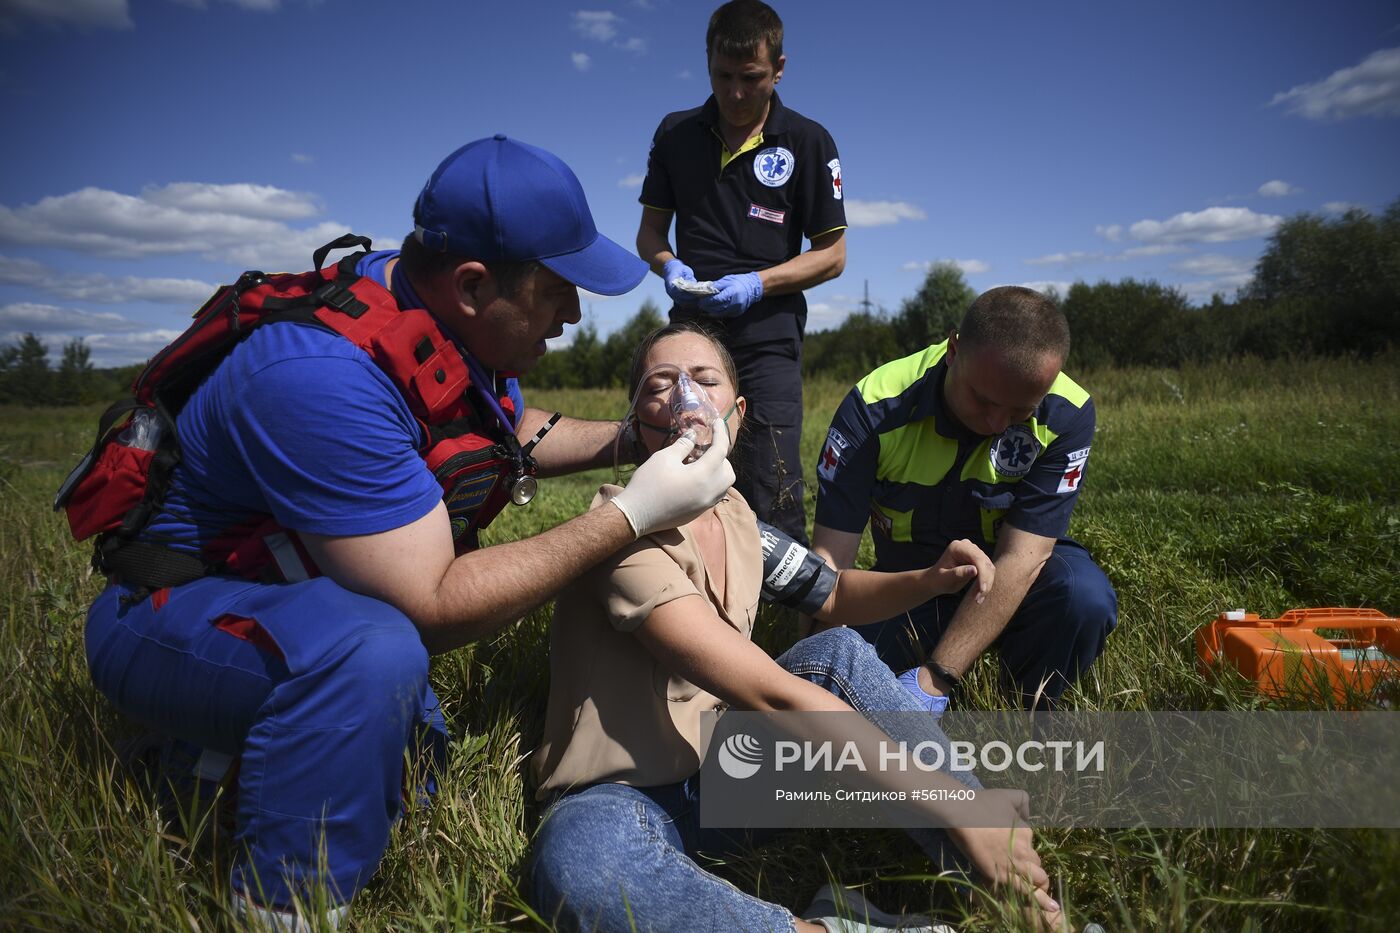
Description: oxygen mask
xmin=667 ymin=370 xmax=723 ymax=462
xmin=614 ymin=365 xmax=732 ymax=480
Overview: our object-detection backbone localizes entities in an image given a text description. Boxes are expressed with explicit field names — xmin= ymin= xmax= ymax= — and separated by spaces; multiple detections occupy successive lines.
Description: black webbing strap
xmin=313 ymin=233 xmax=373 ymax=271
xmin=101 ymin=540 xmax=209 ymax=590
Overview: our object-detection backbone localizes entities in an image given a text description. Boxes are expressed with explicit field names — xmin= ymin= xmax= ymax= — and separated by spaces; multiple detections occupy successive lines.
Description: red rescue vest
xmin=55 ymin=234 xmax=543 ymax=588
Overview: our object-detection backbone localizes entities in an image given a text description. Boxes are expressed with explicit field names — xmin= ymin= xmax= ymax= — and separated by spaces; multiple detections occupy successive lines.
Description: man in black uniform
xmin=636 ymin=0 xmax=846 ymax=544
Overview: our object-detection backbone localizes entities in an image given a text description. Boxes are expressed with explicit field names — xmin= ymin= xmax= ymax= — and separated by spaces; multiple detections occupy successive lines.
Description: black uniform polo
xmin=640 ymin=92 xmax=846 ymax=350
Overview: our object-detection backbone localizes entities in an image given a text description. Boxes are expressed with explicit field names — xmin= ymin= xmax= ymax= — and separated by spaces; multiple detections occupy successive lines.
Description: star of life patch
xmin=1057 ymin=447 xmax=1090 ymax=493
xmin=748 ymin=203 xmax=786 ymax=224
xmin=754 ymin=146 xmax=795 ymax=187
xmin=990 ymin=423 xmax=1042 ymax=478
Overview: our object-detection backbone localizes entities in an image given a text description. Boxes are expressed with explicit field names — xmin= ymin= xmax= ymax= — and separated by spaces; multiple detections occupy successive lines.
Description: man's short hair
xmin=707 ymin=0 xmax=783 ymax=68
xmin=958 ymin=286 xmax=1071 ymax=375
xmin=398 ymin=234 xmax=540 ymax=299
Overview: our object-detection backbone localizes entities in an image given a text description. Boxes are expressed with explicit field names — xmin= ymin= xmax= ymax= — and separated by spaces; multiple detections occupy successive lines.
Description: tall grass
xmin=2 ymin=353 xmax=1397 ymax=930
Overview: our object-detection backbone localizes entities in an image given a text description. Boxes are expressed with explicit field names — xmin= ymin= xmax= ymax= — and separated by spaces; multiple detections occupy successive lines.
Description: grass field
xmin=2 ymin=353 xmax=1398 ymax=931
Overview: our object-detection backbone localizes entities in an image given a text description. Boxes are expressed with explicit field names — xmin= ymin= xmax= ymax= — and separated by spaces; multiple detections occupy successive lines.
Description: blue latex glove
xmin=897 ymin=667 xmax=949 ymax=721
xmin=699 ymin=272 xmax=764 ymax=317
xmin=663 ymin=258 xmax=701 ymax=305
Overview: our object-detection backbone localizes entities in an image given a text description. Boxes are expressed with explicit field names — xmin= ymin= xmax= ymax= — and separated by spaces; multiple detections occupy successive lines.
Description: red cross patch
xmin=1057 ymin=450 xmax=1089 ymax=493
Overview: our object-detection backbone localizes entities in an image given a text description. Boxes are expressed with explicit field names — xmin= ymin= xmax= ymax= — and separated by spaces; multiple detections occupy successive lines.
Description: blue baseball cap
xmin=413 ymin=135 xmax=647 ymax=296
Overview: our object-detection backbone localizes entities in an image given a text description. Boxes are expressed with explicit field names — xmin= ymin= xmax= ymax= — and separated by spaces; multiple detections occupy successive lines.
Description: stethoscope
xmin=392 ymin=262 xmax=557 ymax=507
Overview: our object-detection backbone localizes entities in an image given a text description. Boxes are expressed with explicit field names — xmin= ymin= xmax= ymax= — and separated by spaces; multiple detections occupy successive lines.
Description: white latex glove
xmin=611 ymin=417 xmax=735 ymax=538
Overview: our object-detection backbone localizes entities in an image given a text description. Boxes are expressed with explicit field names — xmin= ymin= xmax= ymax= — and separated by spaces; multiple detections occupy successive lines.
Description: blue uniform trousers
xmin=730 ymin=343 xmax=808 ymax=546
xmin=857 ymin=539 xmax=1118 ymax=708
xmin=85 ymin=575 xmax=446 ymax=910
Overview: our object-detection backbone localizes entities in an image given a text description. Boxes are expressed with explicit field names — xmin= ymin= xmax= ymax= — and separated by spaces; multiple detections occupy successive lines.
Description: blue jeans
xmin=528 ymin=627 xmax=981 ymax=932
xmin=85 ymin=576 xmax=447 ymax=910
xmin=859 ymin=539 xmax=1118 ymax=707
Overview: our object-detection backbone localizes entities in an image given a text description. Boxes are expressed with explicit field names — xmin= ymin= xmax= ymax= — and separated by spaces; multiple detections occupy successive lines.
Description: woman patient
xmin=529 ymin=322 xmax=1063 ymax=932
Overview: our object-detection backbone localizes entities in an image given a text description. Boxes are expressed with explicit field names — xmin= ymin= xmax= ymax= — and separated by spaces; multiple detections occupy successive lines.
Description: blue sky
xmin=1 ymin=0 xmax=1397 ymax=366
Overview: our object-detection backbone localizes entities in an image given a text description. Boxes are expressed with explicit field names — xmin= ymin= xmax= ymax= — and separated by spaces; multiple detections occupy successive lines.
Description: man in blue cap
xmin=82 ymin=135 xmax=734 ymax=927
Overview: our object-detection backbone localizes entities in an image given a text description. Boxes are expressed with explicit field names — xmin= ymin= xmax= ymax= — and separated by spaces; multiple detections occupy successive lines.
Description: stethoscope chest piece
xmin=510 ymin=475 xmax=538 ymax=506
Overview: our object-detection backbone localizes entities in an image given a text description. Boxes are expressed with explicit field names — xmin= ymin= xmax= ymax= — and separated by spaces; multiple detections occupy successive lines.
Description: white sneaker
xmin=801 ymin=883 xmax=956 ymax=933
xmin=231 ymin=891 xmax=348 ymax=932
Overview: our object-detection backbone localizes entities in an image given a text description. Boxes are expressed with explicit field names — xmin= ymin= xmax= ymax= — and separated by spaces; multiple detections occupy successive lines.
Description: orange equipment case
xmin=1196 ymin=608 xmax=1400 ymax=703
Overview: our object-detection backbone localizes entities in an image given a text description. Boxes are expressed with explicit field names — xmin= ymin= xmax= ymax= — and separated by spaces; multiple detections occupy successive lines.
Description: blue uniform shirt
xmin=814 ymin=341 xmax=1096 ymax=571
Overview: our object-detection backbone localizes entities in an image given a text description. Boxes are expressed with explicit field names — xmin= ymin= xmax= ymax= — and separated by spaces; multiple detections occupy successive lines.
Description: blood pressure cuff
xmin=757 ymin=520 xmax=837 ymax=615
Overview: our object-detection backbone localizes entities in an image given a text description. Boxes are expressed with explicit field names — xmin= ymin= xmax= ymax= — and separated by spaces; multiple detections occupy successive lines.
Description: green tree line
xmin=803 ymin=200 xmax=1400 ymax=381
xmin=0 ymin=335 xmax=142 ymax=406
xmin=3 ymin=201 xmax=1396 ymax=405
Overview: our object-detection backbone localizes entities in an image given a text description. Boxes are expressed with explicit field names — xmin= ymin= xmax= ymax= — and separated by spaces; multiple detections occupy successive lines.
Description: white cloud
xmin=79 ymin=274 xmax=217 ymax=304
xmin=1122 ymin=243 xmax=1188 ymax=258
xmin=578 ymin=289 xmax=621 ymax=306
xmin=903 ymin=258 xmax=988 ymax=275
xmin=1258 ymin=179 xmax=1301 ymax=198
xmin=1025 ymin=250 xmax=1103 ymax=266
xmin=3 ymin=312 xmax=186 ymax=367
xmin=1270 ymin=47 xmax=1400 ymax=121
xmin=1094 ymin=224 xmax=1123 ymax=242
xmin=617 ymin=173 xmax=645 ymax=188
xmin=1173 ymin=254 xmax=1254 ymax=277
xmin=676 ymin=68 xmax=693 ymax=80
xmin=0 ymin=0 xmax=288 ymax=32
xmin=1127 ymin=207 xmax=1282 ymax=244
xmin=1014 ymin=281 xmax=1074 ymax=297
xmin=805 ymin=302 xmax=847 ymax=330
xmin=291 ymin=152 xmax=314 ymax=165
xmin=571 ymin=10 xmax=645 ymax=54
xmin=0 ymin=255 xmax=216 ymax=304
xmin=220 ymin=223 xmax=385 ymax=271
xmin=0 ymin=183 xmax=367 ymax=270
xmin=0 ymin=254 xmax=45 ymax=286
xmin=81 ymin=328 xmax=185 ymax=367
xmin=1026 ymin=244 xmax=1191 ymax=266
xmin=571 ymin=51 xmax=591 ymax=71
xmin=141 ymin=182 xmax=320 ymax=220
xmin=0 ymin=301 xmax=143 ymax=333
xmin=845 ymin=199 xmax=926 ymax=227
xmin=573 ymin=10 xmax=619 ymax=42
xmin=164 ymin=0 xmax=282 ymax=10
xmin=1322 ymin=200 xmax=1362 ymax=214
xmin=0 ymin=0 xmax=132 ymax=32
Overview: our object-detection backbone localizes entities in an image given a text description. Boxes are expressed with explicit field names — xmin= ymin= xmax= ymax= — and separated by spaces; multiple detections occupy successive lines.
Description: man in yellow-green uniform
xmin=812 ymin=286 xmax=1117 ymax=711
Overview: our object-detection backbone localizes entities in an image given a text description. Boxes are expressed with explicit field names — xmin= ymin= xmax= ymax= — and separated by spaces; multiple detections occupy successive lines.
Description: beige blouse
xmin=533 ymin=485 xmax=762 ymax=799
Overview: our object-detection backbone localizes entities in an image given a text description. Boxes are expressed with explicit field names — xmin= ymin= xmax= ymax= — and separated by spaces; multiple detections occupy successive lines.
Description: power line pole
xmin=858 ymin=279 xmax=873 ymax=316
